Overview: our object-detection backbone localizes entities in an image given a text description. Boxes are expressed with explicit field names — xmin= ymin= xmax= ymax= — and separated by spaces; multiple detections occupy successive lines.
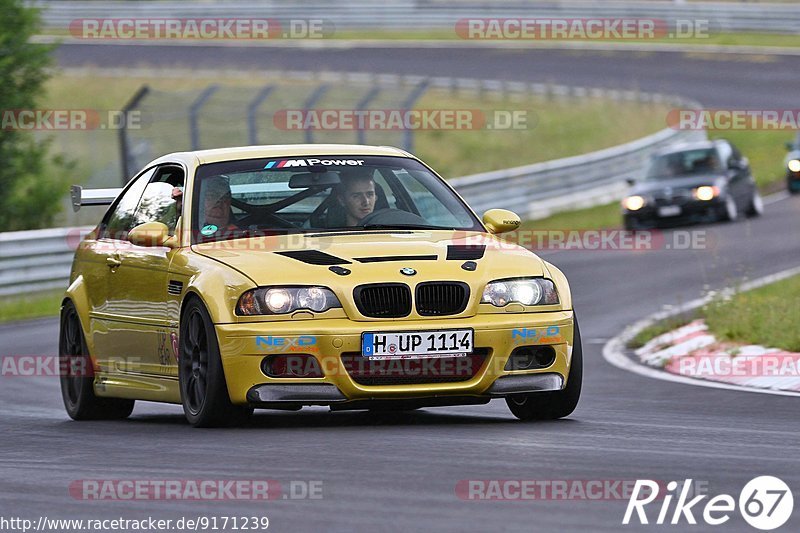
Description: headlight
xmin=481 ymin=278 xmax=559 ymax=307
xmin=236 ymin=286 xmax=341 ymax=316
xmin=693 ymin=185 xmax=720 ymax=201
xmin=622 ymin=195 xmax=646 ymax=211
xmin=788 ymin=159 xmax=800 ymax=173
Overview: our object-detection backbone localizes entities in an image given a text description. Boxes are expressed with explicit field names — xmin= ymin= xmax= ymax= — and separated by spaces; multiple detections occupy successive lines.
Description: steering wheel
xmin=358 ymin=208 xmax=429 ymax=227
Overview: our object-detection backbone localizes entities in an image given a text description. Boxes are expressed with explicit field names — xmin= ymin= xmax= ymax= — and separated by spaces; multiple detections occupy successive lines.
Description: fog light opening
xmin=261 ymin=354 xmax=323 ymax=378
xmin=505 ymin=346 xmax=556 ymax=371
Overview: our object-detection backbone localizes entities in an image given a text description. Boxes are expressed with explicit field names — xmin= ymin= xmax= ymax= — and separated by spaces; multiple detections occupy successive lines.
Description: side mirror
xmin=482 ymin=209 xmax=521 ymax=234
xmin=625 ymin=177 xmax=636 ymax=186
xmin=728 ymin=158 xmax=747 ymax=170
xmin=128 ymin=221 xmax=175 ymax=248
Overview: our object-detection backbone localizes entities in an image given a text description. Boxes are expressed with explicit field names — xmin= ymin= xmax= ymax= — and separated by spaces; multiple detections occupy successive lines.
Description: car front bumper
xmin=216 ymin=311 xmax=575 ymax=406
xmin=788 ymin=171 xmax=800 ymax=192
xmin=624 ymin=198 xmax=726 ymax=227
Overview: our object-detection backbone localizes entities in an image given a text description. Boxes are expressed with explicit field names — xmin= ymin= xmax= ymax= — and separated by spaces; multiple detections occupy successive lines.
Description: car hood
xmin=192 ymin=230 xmax=545 ymax=288
xmin=629 ymin=174 xmax=727 ymax=195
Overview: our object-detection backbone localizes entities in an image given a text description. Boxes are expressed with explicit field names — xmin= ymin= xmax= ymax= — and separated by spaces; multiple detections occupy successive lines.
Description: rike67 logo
xmin=624 ymin=477 xmax=793 ymax=530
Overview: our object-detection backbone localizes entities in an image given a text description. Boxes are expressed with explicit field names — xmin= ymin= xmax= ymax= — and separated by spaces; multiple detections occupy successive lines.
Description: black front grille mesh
xmin=416 ymin=282 xmax=469 ymax=316
xmin=354 ymin=283 xmax=412 ymax=318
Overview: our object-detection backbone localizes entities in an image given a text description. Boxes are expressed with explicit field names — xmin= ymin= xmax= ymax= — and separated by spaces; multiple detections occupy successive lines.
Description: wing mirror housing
xmin=128 ymin=221 xmax=177 ymax=248
xmin=482 ymin=209 xmax=521 ymax=234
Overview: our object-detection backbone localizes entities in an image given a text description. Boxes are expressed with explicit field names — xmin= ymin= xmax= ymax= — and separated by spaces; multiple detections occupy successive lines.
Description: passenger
xmin=201 ymin=176 xmax=239 ymax=233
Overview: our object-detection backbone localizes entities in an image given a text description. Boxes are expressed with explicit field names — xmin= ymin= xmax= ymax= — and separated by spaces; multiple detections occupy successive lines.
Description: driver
xmin=201 ymin=176 xmax=240 ymax=234
xmin=336 ymin=168 xmax=376 ymax=226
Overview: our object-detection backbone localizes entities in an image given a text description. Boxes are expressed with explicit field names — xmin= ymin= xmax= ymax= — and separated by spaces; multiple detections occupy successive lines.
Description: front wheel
xmin=745 ymin=189 xmax=764 ymax=218
xmin=505 ymin=316 xmax=583 ymax=421
xmin=179 ymin=298 xmax=253 ymax=428
xmin=720 ymin=195 xmax=739 ymax=222
xmin=59 ymin=301 xmax=134 ymax=420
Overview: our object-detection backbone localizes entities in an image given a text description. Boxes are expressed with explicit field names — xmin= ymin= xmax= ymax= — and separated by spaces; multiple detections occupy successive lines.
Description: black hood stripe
xmin=275 ymin=250 xmax=351 ymax=265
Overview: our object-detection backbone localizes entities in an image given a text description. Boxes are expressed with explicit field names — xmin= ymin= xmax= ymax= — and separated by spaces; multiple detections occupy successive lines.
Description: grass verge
xmin=40 ymin=29 xmax=800 ymax=48
xmin=628 ymin=275 xmax=800 ymax=352
xmin=628 ymin=313 xmax=696 ymax=349
xmin=703 ymin=275 xmax=800 ymax=352
xmin=520 ymin=201 xmax=622 ymax=231
xmin=0 ymin=290 xmax=63 ymax=324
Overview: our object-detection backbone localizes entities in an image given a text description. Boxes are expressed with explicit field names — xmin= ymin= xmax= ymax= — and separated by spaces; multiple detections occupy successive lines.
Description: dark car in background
xmin=621 ymin=140 xmax=763 ymax=230
xmin=784 ymin=133 xmax=800 ymax=194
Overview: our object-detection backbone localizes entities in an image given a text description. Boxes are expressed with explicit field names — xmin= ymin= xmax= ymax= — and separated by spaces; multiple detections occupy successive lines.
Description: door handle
xmin=106 ymin=255 xmax=122 ymax=268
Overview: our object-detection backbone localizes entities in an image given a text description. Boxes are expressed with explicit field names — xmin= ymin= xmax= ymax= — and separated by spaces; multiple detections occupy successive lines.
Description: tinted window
xmin=646 ymin=148 xmax=723 ymax=180
xmin=132 ymin=165 xmax=185 ymax=234
xmin=103 ymin=168 xmax=155 ymax=239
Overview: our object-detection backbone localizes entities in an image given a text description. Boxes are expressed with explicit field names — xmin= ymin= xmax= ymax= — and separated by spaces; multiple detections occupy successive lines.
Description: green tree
xmin=0 ymin=0 xmax=71 ymax=230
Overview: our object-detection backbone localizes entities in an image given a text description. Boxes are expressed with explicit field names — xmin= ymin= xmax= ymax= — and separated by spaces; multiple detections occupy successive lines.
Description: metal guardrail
xmin=32 ymin=1 xmax=800 ymax=34
xmin=0 ymin=227 xmax=91 ymax=297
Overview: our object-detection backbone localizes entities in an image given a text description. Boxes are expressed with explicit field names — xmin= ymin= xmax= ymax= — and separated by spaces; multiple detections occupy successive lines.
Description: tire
xmin=720 ymin=195 xmax=739 ymax=222
xmin=59 ymin=301 xmax=135 ymax=420
xmin=745 ymin=189 xmax=764 ymax=218
xmin=623 ymin=218 xmax=636 ymax=231
xmin=505 ymin=316 xmax=583 ymax=421
xmin=179 ymin=298 xmax=253 ymax=428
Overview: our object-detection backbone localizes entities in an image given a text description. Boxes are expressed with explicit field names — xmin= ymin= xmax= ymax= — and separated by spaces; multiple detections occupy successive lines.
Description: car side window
xmin=132 ymin=165 xmax=185 ymax=235
xmin=102 ymin=168 xmax=156 ymax=240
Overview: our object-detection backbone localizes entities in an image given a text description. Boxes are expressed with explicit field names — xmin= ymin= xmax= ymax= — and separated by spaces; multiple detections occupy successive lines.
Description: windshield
xmin=645 ymin=148 xmax=723 ymax=180
xmin=191 ymin=155 xmax=483 ymax=243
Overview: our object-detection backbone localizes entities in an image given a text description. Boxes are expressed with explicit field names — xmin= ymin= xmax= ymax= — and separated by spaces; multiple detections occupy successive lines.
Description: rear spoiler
xmin=70 ymin=185 xmax=123 ymax=212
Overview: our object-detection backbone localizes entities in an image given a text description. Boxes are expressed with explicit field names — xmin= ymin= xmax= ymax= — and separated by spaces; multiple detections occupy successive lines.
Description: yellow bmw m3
xmin=61 ymin=144 xmax=581 ymax=427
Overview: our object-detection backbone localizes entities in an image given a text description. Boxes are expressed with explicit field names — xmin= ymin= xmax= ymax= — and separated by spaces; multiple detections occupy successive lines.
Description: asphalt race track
xmin=1 ymin=44 xmax=799 ymax=531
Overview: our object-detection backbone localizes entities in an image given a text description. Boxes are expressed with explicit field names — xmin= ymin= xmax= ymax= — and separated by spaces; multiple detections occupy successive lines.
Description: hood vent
xmin=446 ymin=245 xmax=485 ymax=261
xmin=354 ymin=255 xmax=437 ymax=263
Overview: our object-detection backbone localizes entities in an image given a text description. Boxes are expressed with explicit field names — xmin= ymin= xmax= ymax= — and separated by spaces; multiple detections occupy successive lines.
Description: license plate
xmin=362 ymin=329 xmax=473 ymax=358
xmin=658 ymin=205 xmax=682 ymax=217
